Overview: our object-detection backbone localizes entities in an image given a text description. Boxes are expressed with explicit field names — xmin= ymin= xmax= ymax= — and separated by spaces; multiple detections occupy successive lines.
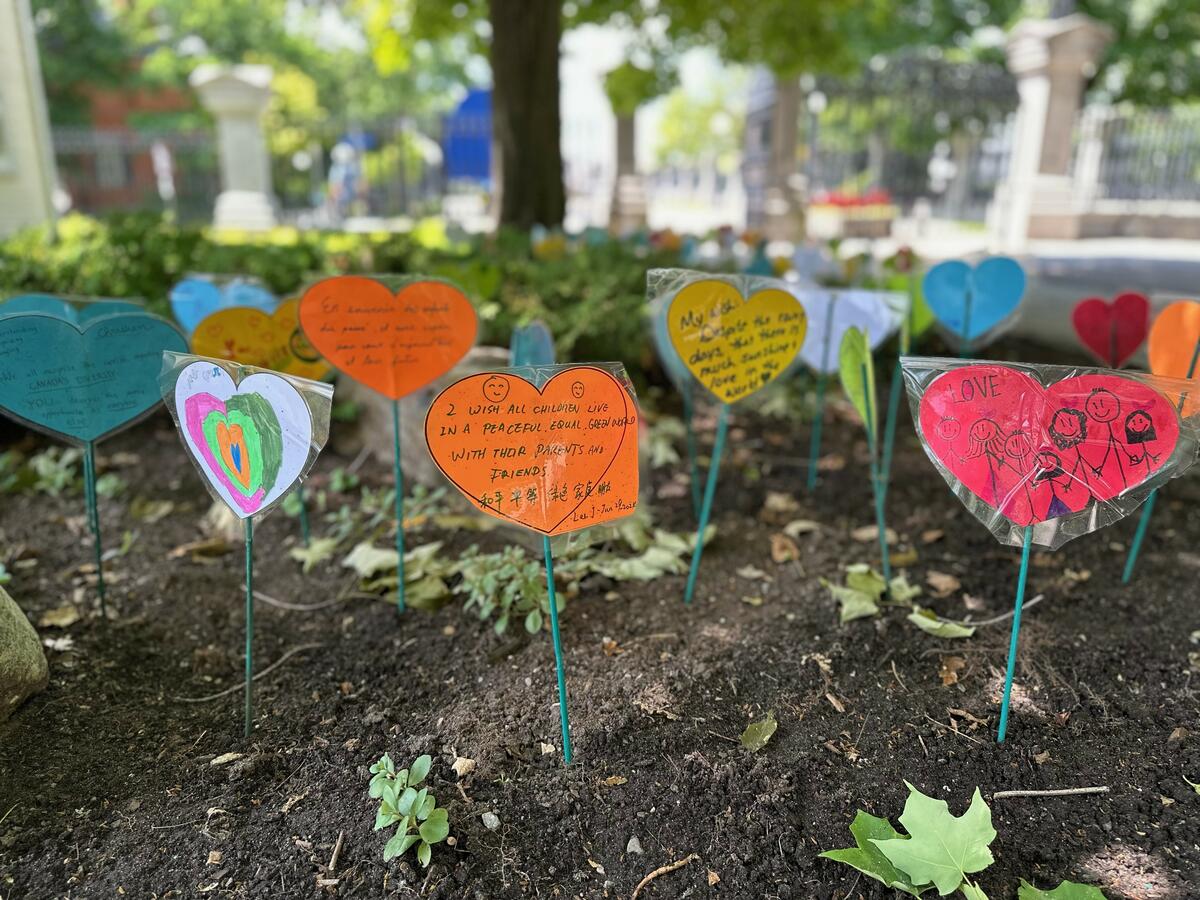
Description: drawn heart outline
xmin=424 ymin=367 xmax=638 ymax=535
xmin=917 ymin=364 xmax=1180 ymax=527
xmin=922 ymin=257 xmax=1025 ymax=346
xmin=299 ymin=276 xmax=478 ymax=400
xmin=1071 ymin=292 xmax=1149 ymax=368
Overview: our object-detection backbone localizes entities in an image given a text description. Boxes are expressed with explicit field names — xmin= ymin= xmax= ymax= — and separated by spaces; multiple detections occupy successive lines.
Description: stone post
xmin=189 ymin=64 xmax=277 ymax=230
xmin=0 ymin=0 xmax=58 ymax=236
xmin=762 ymin=75 xmax=804 ymax=241
xmin=609 ymin=112 xmax=647 ymax=235
xmin=989 ymin=14 xmax=1112 ymax=250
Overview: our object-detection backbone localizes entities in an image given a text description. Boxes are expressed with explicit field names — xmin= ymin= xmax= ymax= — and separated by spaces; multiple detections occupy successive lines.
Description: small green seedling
xmin=369 ymin=753 xmax=450 ymax=867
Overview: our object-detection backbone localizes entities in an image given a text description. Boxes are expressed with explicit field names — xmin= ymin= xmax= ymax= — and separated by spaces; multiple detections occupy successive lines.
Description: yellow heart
xmin=667 ymin=280 xmax=807 ymax=403
xmin=191 ymin=298 xmax=331 ymax=381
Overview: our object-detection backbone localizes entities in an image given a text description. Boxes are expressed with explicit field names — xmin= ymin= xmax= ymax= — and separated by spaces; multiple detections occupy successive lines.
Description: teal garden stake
xmin=0 ymin=303 xmax=187 ymax=616
xmin=922 ymin=257 xmax=1025 ymax=358
xmin=298 ymin=276 xmax=479 ymax=613
xmin=662 ymin=275 xmax=808 ymax=603
xmin=425 ymin=364 xmax=642 ymax=764
xmin=161 ymin=354 xmax=332 ymax=737
xmin=902 ymin=357 xmax=1199 ymax=741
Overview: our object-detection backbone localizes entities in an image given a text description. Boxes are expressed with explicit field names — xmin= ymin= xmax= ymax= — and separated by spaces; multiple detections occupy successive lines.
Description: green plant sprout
xmin=821 ymin=781 xmax=1106 ymax=898
xmin=369 ymin=753 xmax=450 ymax=868
xmin=455 ymin=545 xmax=550 ymax=634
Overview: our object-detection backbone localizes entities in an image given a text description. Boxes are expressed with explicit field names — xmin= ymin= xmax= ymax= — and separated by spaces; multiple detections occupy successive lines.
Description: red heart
xmin=1071 ymin=292 xmax=1149 ymax=368
xmin=424 ymin=367 xmax=639 ymax=535
xmin=918 ymin=365 xmax=1179 ymax=527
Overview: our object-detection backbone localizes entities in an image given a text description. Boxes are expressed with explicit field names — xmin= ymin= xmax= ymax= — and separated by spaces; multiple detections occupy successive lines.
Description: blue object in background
xmin=443 ymin=89 xmax=492 ymax=185
xmin=510 ymin=321 xmax=556 ymax=368
xmin=923 ymin=256 xmax=1026 ymax=345
xmin=743 ymin=240 xmax=774 ymax=276
xmin=169 ymin=277 xmax=278 ymax=337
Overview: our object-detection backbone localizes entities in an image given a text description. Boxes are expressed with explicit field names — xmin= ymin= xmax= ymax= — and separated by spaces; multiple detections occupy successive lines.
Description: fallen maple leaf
xmin=939 ymin=655 xmax=966 ymax=686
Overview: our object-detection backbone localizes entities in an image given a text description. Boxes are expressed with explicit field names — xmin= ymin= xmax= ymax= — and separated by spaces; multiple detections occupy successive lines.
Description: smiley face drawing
xmin=571 ymin=381 xmax=585 ymax=400
xmin=483 ymin=375 xmax=510 ymax=403
xmin=1085 ymin=387 xmax=1121 ymax=424
xmin=936 ymin=417 xmax=961 ymax=441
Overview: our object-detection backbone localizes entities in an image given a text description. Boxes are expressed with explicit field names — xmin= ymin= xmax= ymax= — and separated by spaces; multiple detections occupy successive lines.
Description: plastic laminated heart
xmin=160 ymin=353 xmax=333 ymax=520
xmin=1148 ymin=300 xmax=1200 ymax=417
xmin=922 ymin=257 xmax=1025 ymax=350
xmin=797 ymin=289 xmax=905 ymax=374
xmin=191 ymin=298 xmax=331 ymax=381
xmin=170 ymin=276 xmax=279 ymax=336
xmin=1071 ymin=292 xmax=1149 ymax=368
xmin=902 ymin=357 xmax=1200 ymax=548
xmin=0 ymin=293 xmax=143 ymax=323
xmin=424 ymin=364 xmax=639 ymax=535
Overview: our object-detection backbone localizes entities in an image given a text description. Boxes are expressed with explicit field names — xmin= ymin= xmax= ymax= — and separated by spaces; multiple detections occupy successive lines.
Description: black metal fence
xmin=1081 ymin=107 xmax=1200 ymax=203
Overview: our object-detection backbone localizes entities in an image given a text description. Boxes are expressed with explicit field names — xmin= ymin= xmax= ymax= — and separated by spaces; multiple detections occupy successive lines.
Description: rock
xmin=626 ymin=836 xmax=643 ymax=855
xmin=481 ymin=812 xmax=500 ymax=831
xmin=1 ymin=586 xmax=49 ymax=721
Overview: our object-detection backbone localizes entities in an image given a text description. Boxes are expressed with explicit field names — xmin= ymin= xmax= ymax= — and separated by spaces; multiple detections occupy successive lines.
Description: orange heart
xmin=425 ymin=367 xmax=639 ymax=535
xmin=216 ymin=421 xmax=252 ymax=490
xmin=298 ymin=276 xmax=477 ymax=399
xmin=191 ymin=299 xmax=331 ymax=381
xmin=1148 ymin=300 xmax=1200 ymax=416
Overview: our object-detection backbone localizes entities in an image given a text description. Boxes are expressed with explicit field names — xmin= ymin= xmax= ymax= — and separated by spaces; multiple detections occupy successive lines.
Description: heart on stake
xmin=1148 ymin=300 xmax=1200 ymax=417
xmin=918 ymin=365 xmax=1180 ymax=527
xmin=922 ymin=257 xmax=1025 ymax=346
xmin=0 ymin=311 xmax=187 ymax=443
xmin=667 ymin=279 xmax=807 ymax=403
xmin=1071 ymin=292 xmax=1149 ymax=368
xmin=173 ymin=361 xmax=315 ymax=518
xmin=170 ymin=278 xmax=278 ymax=336
xmin=799 ymin=290 xmax=899 ymax=374
xmin=0 ymin=294 xmax=142 ymax=323
xmin=299 ymin=276 xmax=478 ymax=400
xmin=192 ymin=299 xmax=331 ymax=381
xmin=425 ymin=367 xmax=639 ymax=535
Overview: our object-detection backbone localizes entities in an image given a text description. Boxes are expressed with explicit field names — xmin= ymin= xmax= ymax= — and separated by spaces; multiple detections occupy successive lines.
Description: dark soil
xmin=2 ymin=366 xmax=1200 ymax=899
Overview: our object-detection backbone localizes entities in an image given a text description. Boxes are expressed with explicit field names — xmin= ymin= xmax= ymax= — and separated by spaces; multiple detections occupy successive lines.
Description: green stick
xmin=959 ymin=283 xmax=973 ymax=358
xmin=83 ymin=441 xmax=107 ymax=618
xmin=880 ymin=271 xmax=916 ymax=501
xmin=861 ymin=364 xmax=890 ymax=587
xmin=392 ymin=399 xmax=406 ymax=613
xmin=998 ymin=525 xmax=1033 ymax=743
xmin=542 ymin=536 xmax=572 ymax=764
xmin=244 ymin=517 xmax=255 ymax=738
xmin=297 ymin=483 xmax=311 ymax=547
xmin=684 ymin=403 xmax=729 ymax=604
xmin=1121 ymin=338 xmax=1200 ymax=583
xmin=806 ymin=298 xmax=837 ymax=490
xmin=682 ymin=384 xmax=701 ymax=520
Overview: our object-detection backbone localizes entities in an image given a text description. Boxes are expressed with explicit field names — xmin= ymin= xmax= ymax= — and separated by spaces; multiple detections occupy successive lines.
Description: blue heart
xmin=0 ymin=311 xmax=188 ymax=443
xmin=922 ymin=256 xmax=1026 ymax=345
xmin=509 ymin=321 xmax=556 ymax=367
xmin=0 ymin=294 xmax=142 ymax=323
xmin=169 ymin=277 xmax=278 ymax=336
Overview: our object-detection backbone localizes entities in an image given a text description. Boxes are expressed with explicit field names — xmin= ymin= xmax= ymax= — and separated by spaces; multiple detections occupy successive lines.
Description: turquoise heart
xmin=169 ymin=277 xmax=278 ymax=336
xmin=509 ymin=321 xmax=556 ymax=367
xmin=922 ymin=256 xmax=1026 ymax=345
xmin=0 ymin=294 xmax=142 ymax=323
xmin=0 ymin=311 xmax=188 ymax=442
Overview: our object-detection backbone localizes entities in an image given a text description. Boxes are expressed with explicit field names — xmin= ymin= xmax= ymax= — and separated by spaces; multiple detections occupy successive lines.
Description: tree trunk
xmin=488 ymin=0 xmax=565 ymax=229
xmin=763 ymin=74 xmax=804 ymax=241
xmin=609 ymin=112 xmax=647 ymax=234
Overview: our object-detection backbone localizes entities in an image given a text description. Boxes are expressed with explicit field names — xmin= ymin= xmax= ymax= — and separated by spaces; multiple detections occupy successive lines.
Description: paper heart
xmin=170 ymin=277 xmax=278 ymax=336
xmin=667 ymin=279 xmax=807 ymax=403
xmin=922 ymin=257 xmax=1025 ymax=345
xmin=1072 ymin=292 xmax=1149 ymax=368
xmin=799 ymin=290 xmax=900 ymax=374
xmin=918 ymin=364 xmax=1180 ymax=527
xmin=0 ymin=294 xmax=141 ymax=323
xmin=299 ymin=276 xmax=478 ymax=400
xmin=509 ymin=321 xmax=556 ymax=367
xmin=173 ymin=361 xmax=312 ymax=517
xmin=0 ymin=311 xmax=187 ymax=443
xmin=1149 ymin=300 xmax=1200 ymax=418
xmin=191 ymin=299 xmax=331 ymax=381
xmin=425 ymin=367 xmax=639 ymax=535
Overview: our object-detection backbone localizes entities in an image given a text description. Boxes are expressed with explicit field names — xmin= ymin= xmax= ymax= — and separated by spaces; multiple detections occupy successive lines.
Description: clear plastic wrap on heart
xmin=921 ymin=257 xmax=1026 ymax=352
xmin=159 ymin=352 xmax=334 ymax=523
xmin=647 ymin=268 xmax=809 ymax=404
xmin=423 ymin=363 xmax=641 ymax=540
xmin=900 ymin=356 xmax=1200 ymax=549
xmin=0 ymin=306 xmax=188 ymax=447
xmin=0 ymin=291 xmax=146 ymax=323
xmin=795 ymin=288 xmax=906 ymax=375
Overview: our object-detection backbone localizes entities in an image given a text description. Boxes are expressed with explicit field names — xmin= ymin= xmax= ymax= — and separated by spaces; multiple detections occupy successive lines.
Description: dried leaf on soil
xmin=602 ymin=775 xmax=627 ymax=787
xmin=740 ymin=712 xmax=777 ymax=751
xmin=707 ymin=870 xmax=720 ymax=886
xmin=289 ymin=537 xmax=339 ymax=573
xmin=852 ymin=524 xmax=898 ymax=544
xmin=783 ymin=518 xmax=820 ymax=538
xmin=168 ymin=537 xmax=231 ymax=560
xmin=770 ymin=532 xmax=801 ymax=563
xmin=926 ymin=570 xmax=961 ymax=598
xmin=921 ymin=529 xmax=944 ymax=544
xmin=38 ymin=605 xmax=80 ymax=628
xmin=939 ymin=656 xmax=966 ymax=686
xmin=451 ymin=757 xmax=476 ymax=778
xmin=908 ymin=606 xmax=975 ymax=639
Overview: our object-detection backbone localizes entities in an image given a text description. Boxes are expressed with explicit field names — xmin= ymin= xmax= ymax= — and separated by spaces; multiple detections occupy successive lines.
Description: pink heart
xmin=918 ymin=365 xmax=1180 ymax=526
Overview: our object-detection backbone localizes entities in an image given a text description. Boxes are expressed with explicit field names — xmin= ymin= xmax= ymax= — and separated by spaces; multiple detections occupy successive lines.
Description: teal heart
xmin=509 ymin=321 xmax=555 ymax=367
xmin=169 ymin=277 xmax=278 ymax=336
xmin=922 ymin=256 xmax=1026 ymax=345
xmin=0 ymin=294 xmax=142 ymax=323
xmin=0 ymin=311 xmax=188 ymax=442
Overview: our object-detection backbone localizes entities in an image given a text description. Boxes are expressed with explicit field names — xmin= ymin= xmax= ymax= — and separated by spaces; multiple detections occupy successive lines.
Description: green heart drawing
xmin=199 ymin=393 xmax=283 ymax=499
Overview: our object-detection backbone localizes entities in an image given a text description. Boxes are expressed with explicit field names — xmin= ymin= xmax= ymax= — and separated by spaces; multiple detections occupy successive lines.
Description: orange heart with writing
xmin=425 ymin=367 xmax=640 ymax=535
xmin=298 ymin=276 xmax=477 ymax=399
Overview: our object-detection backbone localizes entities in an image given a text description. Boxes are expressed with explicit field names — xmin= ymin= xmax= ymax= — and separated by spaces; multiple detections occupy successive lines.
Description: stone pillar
xmin=0 ymin=0 xmax=57 ymax=236
xmin=609 ymin=113 xmax=647 ymax=235
xmin=189 ymin=64 xmax=277 ymax=230
xmin=989 ymin=14 xmax=1112 ymax=250
xmin=762 ymin=75 xmax=804 ymax=241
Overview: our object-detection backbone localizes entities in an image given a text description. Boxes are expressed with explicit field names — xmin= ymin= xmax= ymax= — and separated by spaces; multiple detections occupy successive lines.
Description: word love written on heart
xmin=425 ymin=367 xmax=638 ymax=535
xmin=668 ymin=280 xmax=806 ymax=404
xmin=918 ymin=364 xmax=1180 ymax=527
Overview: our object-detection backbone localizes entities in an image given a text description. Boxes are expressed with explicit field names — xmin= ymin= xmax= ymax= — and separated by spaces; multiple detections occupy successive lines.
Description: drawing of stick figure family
xmin=944 ymin=388 xmax=1161 ymax=524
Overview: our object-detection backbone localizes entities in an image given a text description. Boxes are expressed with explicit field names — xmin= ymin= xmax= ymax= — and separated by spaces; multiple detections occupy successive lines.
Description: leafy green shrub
xmin=454 ymin=545 xmax=550 ymax=634
xmin=369 ymin=753 xmax=450 ymax=868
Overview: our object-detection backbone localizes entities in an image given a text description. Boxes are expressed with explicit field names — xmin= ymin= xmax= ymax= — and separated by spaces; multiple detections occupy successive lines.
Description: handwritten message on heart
xmin=667 ymin=279 xmax=806 ymax=403
xmin=0 ymin=312 xmax=187 ymax=443
xmin=1072 ymin=292 xmax=1149 ymax=368
xmin=425 ymin=367 xmax=639 ymax=535
xmin=923 ymin=257 xmax=1025 ymax=345
xmin=799 ymin=290 xmax=900 ymax=374
xmin=172 ymin=361 xmax=316 ymax=518
xmin=917 ymin=365 xmax=1180 ymax=527
xmin=170 ymin=278 xmax=278 ymax=336
xmin=299 ymin=276 xmax=478 ymax=400
xmin=192 ymin=299 xmax=331 ymax=381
